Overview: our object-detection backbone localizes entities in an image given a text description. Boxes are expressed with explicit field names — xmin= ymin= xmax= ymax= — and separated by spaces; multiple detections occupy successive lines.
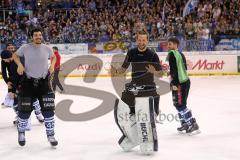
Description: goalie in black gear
xmin=111 ymin=30 xmax=163 ymax=154
xmin=114 ymin=85 xmax=160 ymax=154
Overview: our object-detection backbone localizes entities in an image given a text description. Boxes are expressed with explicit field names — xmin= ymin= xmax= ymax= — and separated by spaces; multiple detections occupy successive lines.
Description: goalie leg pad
xmin=114 ymin=99 xmax=139 ymax=151
xmin=118 ymin=135 xmax=138 ymax=152
xmin=135 ymin=97 xmax=158 ymax=154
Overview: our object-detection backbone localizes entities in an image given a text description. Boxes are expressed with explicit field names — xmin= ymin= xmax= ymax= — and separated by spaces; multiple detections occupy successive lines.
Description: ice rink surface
xmin=0 ymin=76 xmax=240 ymax=160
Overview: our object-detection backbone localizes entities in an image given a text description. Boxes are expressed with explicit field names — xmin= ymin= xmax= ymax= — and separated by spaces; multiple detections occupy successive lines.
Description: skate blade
xmin=187 ymin=130 xmax=201 ymax=136
xmin=178 ymin=130 xmax=187 ymax=134
xmin=51 ymin=145 xmax=57 ymax=149
xmin=38 ymin=120 xmax=44 ymax=124
xmin=50 ymin=142 xmax=58 ymax=149
xmin=49 ymin=141 xmax=58 ymax=148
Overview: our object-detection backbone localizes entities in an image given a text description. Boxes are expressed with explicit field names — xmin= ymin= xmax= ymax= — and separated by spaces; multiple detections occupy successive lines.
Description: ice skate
xmin=18 ymin=132 xmax=26 ymax=146
xmin=186 ymin=118 xmax=200 ymax=136
xmin=47 ymin=135 xmax=58 ymax=147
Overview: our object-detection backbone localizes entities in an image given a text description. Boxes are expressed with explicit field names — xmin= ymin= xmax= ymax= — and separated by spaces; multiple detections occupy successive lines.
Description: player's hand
xmin=172 ymin=85 xmax=178 ymax=91
xmin=162 ymin=70 xmax=169 ymax=76
xmin=146 ymin=65 xmax=156 ymax=74
xmin=49 ymin=65 xmax=55 ymax=74
xmin=7 ymin=82 xmax=12 ymax=89
xmin=17 ymin=64 xmax=25 ymax=75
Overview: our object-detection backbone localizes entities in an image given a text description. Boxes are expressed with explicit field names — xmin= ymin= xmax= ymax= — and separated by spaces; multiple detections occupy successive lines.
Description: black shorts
xmin=17 ymin=75 xmax=54 ymax=112
xmin=18 ymin=75 xmax=51 ymax=97
xmin=121 ymin=85 xmax=160 ymax=115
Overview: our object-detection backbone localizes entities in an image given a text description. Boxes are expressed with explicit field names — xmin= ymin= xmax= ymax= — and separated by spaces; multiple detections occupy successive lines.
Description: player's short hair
xmin=31 ymin=27 xmax=42 ymax=37
xmin=6 ymin=42 xmax=14 ymax=47
xmin=136 ymin=30 xmax=149 ymax=40
xmin=1 ymin=50 xmax=12 ymax=59
xmin=52 ymin=46 xmax=58 ymax=51
xmin=168 ymin=37 xmax=180 ymax=46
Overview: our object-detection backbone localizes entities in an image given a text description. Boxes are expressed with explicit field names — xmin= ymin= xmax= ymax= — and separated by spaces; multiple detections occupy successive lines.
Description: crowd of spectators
xmin=0 ymin=0 xmax=239 ymax=48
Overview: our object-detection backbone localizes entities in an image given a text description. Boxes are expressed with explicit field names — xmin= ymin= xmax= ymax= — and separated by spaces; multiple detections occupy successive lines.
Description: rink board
xmin=0 ymin=51 xmax=240 ymax=78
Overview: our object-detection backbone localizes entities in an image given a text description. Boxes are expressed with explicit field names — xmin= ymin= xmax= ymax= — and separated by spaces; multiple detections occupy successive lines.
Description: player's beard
xmin=34 ymin=39 xmax=42 ymax=44
xmin=138 ymin=44 xmax=147 ymax=51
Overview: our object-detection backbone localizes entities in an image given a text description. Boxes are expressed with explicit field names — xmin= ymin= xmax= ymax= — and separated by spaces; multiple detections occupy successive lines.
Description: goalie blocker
xmin=114 ymin=97 xmax=158 ymax=154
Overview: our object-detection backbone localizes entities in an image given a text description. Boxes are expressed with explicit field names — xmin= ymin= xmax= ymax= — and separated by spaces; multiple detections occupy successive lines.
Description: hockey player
xmin=13 ymin=28 xmax=58 ymax=146
xmin=1 ymin=43 xmax=18 ymax=108
xmin=51 ymin=46 xmax=64 ymax=93
xmin=111 ymin=30 xmax=163 ymax=154
xmin=166 ymin=37 xmax=200 ymax=135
